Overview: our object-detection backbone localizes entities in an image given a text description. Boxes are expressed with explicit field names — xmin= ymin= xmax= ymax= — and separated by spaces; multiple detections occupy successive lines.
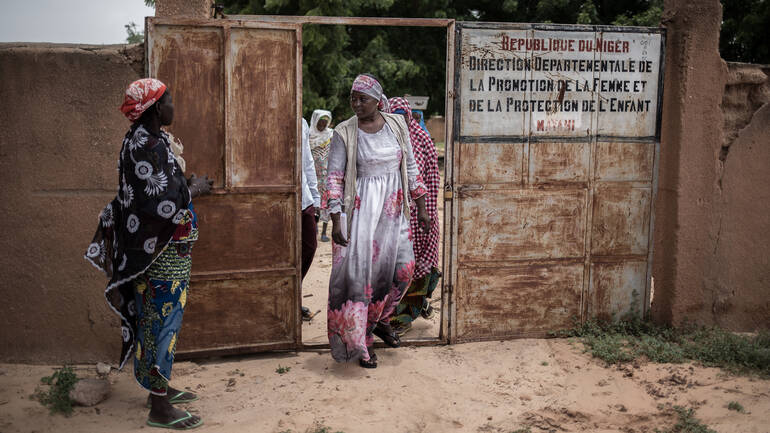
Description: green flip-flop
xmin=169 ymin=391 xmax=199 ymax=405
xmin=147 ymin=411 xmax=203 ymax=430
xmin=146 ymin=391 xmax=199 ymax=408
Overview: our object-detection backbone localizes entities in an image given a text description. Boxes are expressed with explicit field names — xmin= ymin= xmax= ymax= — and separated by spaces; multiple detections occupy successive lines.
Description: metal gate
xmin=146 ymin=17 xmax=303 ymax=356
xmin=448 ymin=22 xmax=664 ymax=341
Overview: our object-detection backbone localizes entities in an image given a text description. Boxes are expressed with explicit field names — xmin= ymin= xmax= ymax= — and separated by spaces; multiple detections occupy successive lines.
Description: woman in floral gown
xmin=325 ymin=74 xmax=429 ymax=368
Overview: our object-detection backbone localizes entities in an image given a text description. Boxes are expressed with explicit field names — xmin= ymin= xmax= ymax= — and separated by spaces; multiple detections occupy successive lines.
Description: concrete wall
xmin=651 ymin=0 xmax=770 ymax=331
xmin=0 ymin=43 xmax=143 ymax=363
xmin=156 ymin=0 xmax=212 ymax=19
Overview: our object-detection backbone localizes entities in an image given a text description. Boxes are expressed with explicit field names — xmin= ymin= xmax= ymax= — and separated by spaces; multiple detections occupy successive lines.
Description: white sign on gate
xmin=459 ymin=27 xmax=662 ymax=138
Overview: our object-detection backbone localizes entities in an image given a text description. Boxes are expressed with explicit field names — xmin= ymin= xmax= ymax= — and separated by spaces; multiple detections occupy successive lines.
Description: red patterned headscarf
xmin=351 ymin=74 xmax=389 ymax=112
xmin=119 ymin=78 xmax=167 ymax=122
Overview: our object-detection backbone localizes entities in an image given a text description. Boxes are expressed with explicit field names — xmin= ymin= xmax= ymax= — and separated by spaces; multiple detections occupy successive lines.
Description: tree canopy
xmin=132 ymin=0 xmax=768 ymax=121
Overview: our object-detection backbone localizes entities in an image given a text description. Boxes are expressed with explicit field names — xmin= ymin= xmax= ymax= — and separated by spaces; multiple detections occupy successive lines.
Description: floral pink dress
xmin=325 ymin=122 xmax=426 ymax=362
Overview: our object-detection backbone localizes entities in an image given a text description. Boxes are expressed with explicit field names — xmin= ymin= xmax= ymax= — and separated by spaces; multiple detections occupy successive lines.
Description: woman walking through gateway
xmin=388 ymin=97 xmax=442 ymax=335
xmin=309 ymin=109 xmax=333 ymax=242
xmin=325 ymin=74 xmax=430 ymax=368
xmin=85 ymin=78 xmax=212 ymax=430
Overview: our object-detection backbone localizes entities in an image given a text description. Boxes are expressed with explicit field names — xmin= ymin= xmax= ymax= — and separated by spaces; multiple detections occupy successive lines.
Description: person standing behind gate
xmin=85 ymin=78 xmax=212 ymax=430
xmin=325 ymin=74 xmax=430 ymax=368
xmin=388 ymin=97 xmax=442 ymax=335
xmin=309 ymin=109 xmax=333 ymax=242
xmin=301 ymin=117 xmax=321 ymax=320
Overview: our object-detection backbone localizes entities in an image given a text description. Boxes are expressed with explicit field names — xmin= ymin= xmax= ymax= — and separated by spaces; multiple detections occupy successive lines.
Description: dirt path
xmin=1 ymin=339 xmax=768 ymax=433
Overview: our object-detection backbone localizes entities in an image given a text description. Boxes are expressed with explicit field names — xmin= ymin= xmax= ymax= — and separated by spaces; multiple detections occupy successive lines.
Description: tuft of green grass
xmin=557 ymin=317 xmax=770 ymax=377
xmin=511 ymin=428 xmax=532 ymax=433
xmin=540 ymin=361 xmax=549 ymax=366
xmin=306 ymin=426 xmax=344 ymax=433
xmin=275 ymin=365 xmax=291 ymax=375
xmin=36 ymin=366 xmax=79 ymax=415
xmin=655 ymin=406 xmax=717 ymax=433
xmin=727 ymin=401 xmax=745 ymax=413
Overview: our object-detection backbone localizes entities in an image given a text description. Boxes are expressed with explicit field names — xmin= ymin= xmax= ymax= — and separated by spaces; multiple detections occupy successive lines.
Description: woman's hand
xmin=330 ymin=213 xmax=347 ymax=246
xmin=414 ymin=196 xmax=431 ymax=232
xmin=188 ymin=173 xmax=214 ymax=198
xmin=418 ymin=208 xmax=431 ymax=233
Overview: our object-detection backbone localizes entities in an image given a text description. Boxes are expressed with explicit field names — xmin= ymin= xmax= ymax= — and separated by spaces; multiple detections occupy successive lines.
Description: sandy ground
xmin=1 ymin=339 xmax=769 ymax=433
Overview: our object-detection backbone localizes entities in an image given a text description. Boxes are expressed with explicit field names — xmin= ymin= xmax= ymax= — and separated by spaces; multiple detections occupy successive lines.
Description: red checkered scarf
xmin=388 ymin=97 xmax=433 ymax=156
xmin=119 ymin=78 xmax=167 ymax=122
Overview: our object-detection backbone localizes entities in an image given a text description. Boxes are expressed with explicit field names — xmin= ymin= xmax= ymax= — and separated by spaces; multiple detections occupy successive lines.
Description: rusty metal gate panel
xmin=449 ymin=22 xmax=664 ymax=341
xmin=147 ymin=17 xmax=303 ymax=356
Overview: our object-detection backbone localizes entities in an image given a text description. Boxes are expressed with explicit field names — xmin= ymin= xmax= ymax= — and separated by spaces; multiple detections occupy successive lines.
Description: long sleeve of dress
xmin=302 ymin=118 xmax=321 ymax=208
xmin=402 ymin=131 xmax=427 ymax=200
xmin=325 ymin=131 xmax=347 ymax=215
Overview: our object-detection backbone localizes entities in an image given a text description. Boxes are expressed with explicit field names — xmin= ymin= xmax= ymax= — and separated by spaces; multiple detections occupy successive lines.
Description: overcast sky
xmin=0 ymin=0 xmax=155 ymax=45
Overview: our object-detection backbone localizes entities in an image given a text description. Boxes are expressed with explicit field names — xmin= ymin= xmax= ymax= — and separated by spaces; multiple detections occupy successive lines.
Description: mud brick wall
xmin=0 ymin=43 xmax=143 ymax=363
xmin=652 ymin=0 xmax=770 ymax=331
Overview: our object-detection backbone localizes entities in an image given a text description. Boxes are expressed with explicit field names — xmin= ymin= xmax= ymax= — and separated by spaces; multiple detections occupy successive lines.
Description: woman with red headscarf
xmin=388 ymin=97 xmax=441 ymax=335
xmin=86 ymin=78 xmax=212 ymax=429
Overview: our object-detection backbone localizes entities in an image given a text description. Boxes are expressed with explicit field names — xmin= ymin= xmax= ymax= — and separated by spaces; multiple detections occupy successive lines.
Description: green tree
xmin=125 ymin=22 xmax=143 ymax=44
xmin=720 ymin=0 xmax=770 ymax=64
xmin=216 ymin=0 xmax=766 ymax=120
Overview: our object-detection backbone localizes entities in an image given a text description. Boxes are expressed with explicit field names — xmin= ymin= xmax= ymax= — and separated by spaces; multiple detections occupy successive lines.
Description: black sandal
xmin=359 ymin=348 xmax=377 ymax=368
xmin=373 ymin=323 xmax=400 ymax=348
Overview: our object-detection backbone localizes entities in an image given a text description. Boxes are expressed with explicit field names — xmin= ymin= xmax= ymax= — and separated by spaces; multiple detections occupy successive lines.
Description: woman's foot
xmin=393 ymin=322 xmax=412 ymax=337
xmin=359 ymin=347 xmax=377 ymax=368
xmin=420 ymin=299 xmax=435 ymax=320
xmin=373 ymin=323 xmax=400 ymax=348
xmin=148 ymin=393 xmax=202 ymax=429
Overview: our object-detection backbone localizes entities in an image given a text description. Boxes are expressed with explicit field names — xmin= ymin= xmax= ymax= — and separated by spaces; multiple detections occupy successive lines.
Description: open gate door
xmin=147 ymin=17 xmax=303 ymax=356
xmin=449 ymin=22 xmax=664 ymax=341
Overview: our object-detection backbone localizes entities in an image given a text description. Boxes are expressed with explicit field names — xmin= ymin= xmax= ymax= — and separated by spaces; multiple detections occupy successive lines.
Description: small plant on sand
xmin=306 ymin=425 xmax=344 ymax=433
xmin=35 ymin=365 xmax=79 ymax=415
xmin=556 ymin=317 xmax=770 ymax=377
xmin=727 ymin=401 xmax=745 ymax=413
xmin=655 ymin=406 xmax=716 ymax=433
xmin=511 ymin=428 xmax=532 ymax=433
xmin=275 ymin=365 xmax=292 ymax=375
xmin=540 ymin=361 xmax=549 ymax=366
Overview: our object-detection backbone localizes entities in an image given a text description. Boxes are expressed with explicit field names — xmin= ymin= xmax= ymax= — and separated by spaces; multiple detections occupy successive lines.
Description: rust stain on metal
xmin=227 ymin=28 xmax=296 ymax=187
xmin=589 ymin=261 xmax=647 ymax=321
xmin=151 ymin=25 xmax=225 ymax=187
xmin=455 ymin=263 xmax=582 ymax=338
xmin=529 ymin=141 xmax=590 ymax=184
xmin=458 ymin=189 xmax=586 ymax=262
xmin=189 ymin=193 xmax=294 ymax=274
xmin=591 ymin=186 xmax=651 ymax=256
xmin=178 ymin=274 xmax=295 ymax=353
xmin=594 ymin=141 xmax=654 ymax=181
xmin=458 ymin=142 xmax=524 ymax=184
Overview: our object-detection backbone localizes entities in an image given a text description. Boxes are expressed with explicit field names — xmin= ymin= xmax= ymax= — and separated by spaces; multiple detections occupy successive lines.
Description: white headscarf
xmin=309 ymin=109 xmax=333 ymax=148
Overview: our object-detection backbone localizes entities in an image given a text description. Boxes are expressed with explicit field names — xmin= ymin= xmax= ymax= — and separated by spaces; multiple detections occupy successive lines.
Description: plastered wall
xmin=0 ymin=43 xmax=143 ymax=363
xmin=651 ymin=0 xmax=769 ymax=331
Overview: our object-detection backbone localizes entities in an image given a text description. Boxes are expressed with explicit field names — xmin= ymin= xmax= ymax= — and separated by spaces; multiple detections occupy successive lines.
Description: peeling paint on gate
xmin=451 ymin=22 xmax=664 ymax=341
